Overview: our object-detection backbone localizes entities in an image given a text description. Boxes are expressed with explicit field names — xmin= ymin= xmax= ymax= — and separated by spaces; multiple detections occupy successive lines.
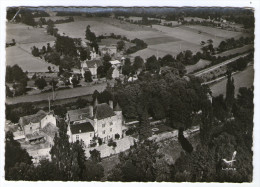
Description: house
xmin=81 ymin=59 xmax=102 ymax=79
xmin=109 ymin=60 xmax=122 ymax=78
xmin=99 ymin=45 xmax=117 ymax=57
xmin=67 ymin=100 xmax=124 ymax=147
xmin=19 ymin=110 xmax=57 ymax=143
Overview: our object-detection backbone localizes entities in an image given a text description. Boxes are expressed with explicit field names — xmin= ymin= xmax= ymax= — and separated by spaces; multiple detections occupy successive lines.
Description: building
xmin=81 ymin=59 xmax=102 ymax=79
xmin=109 ymin=60 xmax=122 ymax=78
xmin=67 ymin=100 xmax=124 ymax=147
xmin=99 ymin=45 xmax=117 ymax=57
xmin=19 ymin=110 xmax=57 ymax=143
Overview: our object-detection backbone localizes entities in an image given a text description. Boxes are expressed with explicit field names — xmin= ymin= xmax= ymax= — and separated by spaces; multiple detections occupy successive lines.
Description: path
xmin=193 ymin=53 xmax=250 ymax=77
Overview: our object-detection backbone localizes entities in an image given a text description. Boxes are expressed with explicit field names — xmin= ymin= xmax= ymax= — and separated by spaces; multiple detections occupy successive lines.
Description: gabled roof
xmin=20 ymin=110 xmax=47 ymax=126
xmin=94 ymin=103 xmax=115 ymax=120
xmin=70 ymin=122 xmax=94 ymax=134
xmin=40 ymin=123 xmax=59 ymax=139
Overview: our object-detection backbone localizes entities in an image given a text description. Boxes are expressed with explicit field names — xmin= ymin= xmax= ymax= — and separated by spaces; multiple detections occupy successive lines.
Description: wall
xmin=96 ymin=113 xmax=123 ymax=143
xmin=40 ymin=114 xmax=56 ymax=128
xmin=23 ymin=122 xmax=40 ymax=135
xmin=72 ymin=131 xmax=94 ymax=147
xmin=112 ymin=66 xmax=120 ymax=78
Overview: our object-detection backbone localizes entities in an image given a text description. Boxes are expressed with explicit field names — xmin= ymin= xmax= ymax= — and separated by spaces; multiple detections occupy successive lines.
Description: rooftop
xmin=83 ymin=59 xmax=102 ymax=68
xmin=94 ymin=103 xmax=116 ymax=120
xmin=70 ymin=122 xmax=94 ymax=134
xmin=20 ymin=110 xmax=47 ymax=126
xmin=67 ymin=107 xmax=92 ymax=122
xmin=110 ymin=60 xmax=121 ymax=65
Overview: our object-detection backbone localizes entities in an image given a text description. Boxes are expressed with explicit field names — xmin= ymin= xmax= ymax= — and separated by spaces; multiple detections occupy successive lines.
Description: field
xmin=54 ymin=17 xmax=249 ymax=59
xmin=6 ymin=23 xmax=55 ymax=44
xmin=34 ymin=16 xmax=69 ymax=22
xmin=6 ymin=46 xmax=58 ymax=73
xmin=215 ymin=44 xmax=254 ymax=57
xmin=210 ymin=65 xmax=254 ymax=97
xmin=6 ymin=81 xmax=107 ymax=105
xmin=6 ymin=23 xmax=57 ymax=73
xmin=186 ymin=59 xmax=212 ymax=74
xmin=184 ymin=25 xmax=247 ymax=39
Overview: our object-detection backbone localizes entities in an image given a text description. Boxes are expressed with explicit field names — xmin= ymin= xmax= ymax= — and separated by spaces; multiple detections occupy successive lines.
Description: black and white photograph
xmin=1 ymin=0 xmax=259 ymax=185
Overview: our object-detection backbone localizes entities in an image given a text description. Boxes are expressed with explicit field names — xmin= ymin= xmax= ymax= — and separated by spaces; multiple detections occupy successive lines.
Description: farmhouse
xmin=67 ymin=100 xmax=124 ymax=147
xmin=19 ymin=110 xmax=57 ymax=143
xmin=81 ymin=59 xmax=102 ymax=79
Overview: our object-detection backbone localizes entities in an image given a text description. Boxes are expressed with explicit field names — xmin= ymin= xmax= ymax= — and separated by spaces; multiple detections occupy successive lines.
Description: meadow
xmin=6 ymin=46 xmax=58 ymax=73
xmin=210 ymin=65 xmax=254 ymax=97
xmin=54 ymin=17 xmax=249 ymax=59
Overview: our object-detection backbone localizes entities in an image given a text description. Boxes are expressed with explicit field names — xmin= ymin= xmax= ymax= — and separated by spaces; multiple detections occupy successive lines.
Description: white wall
xmin=95 ymin=114 xmax=123 ymax=143
xmin=71 ymin=131 xmax=94 ymax=147
xmin=40 ymin=114 xmax=56 ymax=128
xmin=23 ymin=122 xmax=40 ymax=135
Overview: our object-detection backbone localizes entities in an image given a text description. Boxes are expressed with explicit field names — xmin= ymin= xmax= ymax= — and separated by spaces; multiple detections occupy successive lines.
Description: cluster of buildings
xmin=6 ymin=98 xmax=127 ymax=161
xmin=80 ymin=45 xmax=126 ymax=80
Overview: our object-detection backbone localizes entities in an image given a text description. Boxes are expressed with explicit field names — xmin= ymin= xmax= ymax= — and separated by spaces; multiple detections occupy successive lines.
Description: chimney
xmin=109 ymin=100 xmax=113 ymax=109
xmin=89 ymin=105 xmax=93 ymax=117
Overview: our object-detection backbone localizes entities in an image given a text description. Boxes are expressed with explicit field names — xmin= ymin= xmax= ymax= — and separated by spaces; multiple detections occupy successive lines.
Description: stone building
xmin=66 ymin=100 xmax=124 ymax=147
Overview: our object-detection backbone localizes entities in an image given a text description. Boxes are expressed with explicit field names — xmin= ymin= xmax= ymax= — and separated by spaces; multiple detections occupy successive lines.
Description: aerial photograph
xmin=4 ymin=7 xmax=254 ymax=182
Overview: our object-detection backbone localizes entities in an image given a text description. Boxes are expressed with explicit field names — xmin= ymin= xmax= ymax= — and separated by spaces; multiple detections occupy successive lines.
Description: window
xmin=30 ymin=127 xmax=32 ymax=130
xmin=103 ymin=130 xmax=105 ymax=134
xmin=90 ymin=133 xmax=92 ymax=137
xmin=76 ymin=135 xmax=79 ymax=141
xmin=102 ymin=124 xmax=105 ymax=128
xmin=110 ymin=128 xmax=112 ymax=132
xmin=110 ymin=122 xmax=113 ymax=126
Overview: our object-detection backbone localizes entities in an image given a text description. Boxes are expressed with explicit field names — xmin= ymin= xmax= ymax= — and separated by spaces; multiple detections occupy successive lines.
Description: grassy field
xmin=6 ymin=45 xmax=58 ymax=73
xmin=210 ymin=65 xmax=254 ymax=97
xmin=143 ymin=36 xmax=180 ymax=45
xmin=55 ymin=17 xmax=159 ymax=40
xmin=6 ymin=23 xmax=55 ymax=44
xmin=186 ymin=59 xmax=212 ymax=74
xmin=185 ymin=25 xmax=247 ymax=39
xmin=6 ymin=81 xmax=107 ymax=105
xmin=215 ymin=44 xmax=254 ymax=57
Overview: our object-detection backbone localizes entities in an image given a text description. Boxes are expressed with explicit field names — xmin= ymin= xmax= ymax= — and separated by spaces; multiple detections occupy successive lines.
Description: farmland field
xmin=215 ymin=44 xmax=254 ymax=57
xmin=184 ymin=25 xmax=247 ymax=39
xmin=6 ymin=46 xmax=58 ymax=73
xmin=54 ymin=17 xmax=249 ymax=59
xmin=210 ymin=65 xmax=254 ymax=97
xmin=6 ymin=23 xmax=55 ymax=44
xmin=55 ymin=17 xmax=159 ymax=40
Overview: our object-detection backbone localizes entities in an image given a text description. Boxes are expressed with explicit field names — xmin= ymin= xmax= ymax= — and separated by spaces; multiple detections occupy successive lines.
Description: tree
xmin=117 ymin=40 xmax=125 ymax=51
xmin=84 ymin=71 xmax=93 ymax=82
xmin=48 ymin=66 xmax=52 ymax=73
xmin=35 ymin=77 xmax=47 ymax=90
xmin=5 ymin=131 xmax=33 ymax=180
xmin=71 ymin=76 xmax=80 ymax=88
xmin=133 ymin=56 xmax=144 ymax=71
xmin=49 ymin=78 xmax=58 ymax=91
xmin=106 ymin=67 xmax=114 ymax=80
xmin=225 ymin=70 xmax=235 ymax=113
xmin=108 ymin=140 xmax=160 ymax=182
xmin=31 ymin=46 xmax=40 ymax=57
xmin=145 ymin=55 xmax=160 ymax=73
xmin=89 ymin=149 xmax=101 ymax=163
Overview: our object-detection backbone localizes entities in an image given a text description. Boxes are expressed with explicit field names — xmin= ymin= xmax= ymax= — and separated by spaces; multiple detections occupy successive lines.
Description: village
xmin=4 ymin=7 xmax=254 ymax=182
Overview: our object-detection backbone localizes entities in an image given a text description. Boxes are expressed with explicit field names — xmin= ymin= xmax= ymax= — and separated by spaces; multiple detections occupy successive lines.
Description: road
xmin=6 ymin=83 xmax=107 ymax=105
xmin=193 ymin=53 xmax=250 ymax=77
